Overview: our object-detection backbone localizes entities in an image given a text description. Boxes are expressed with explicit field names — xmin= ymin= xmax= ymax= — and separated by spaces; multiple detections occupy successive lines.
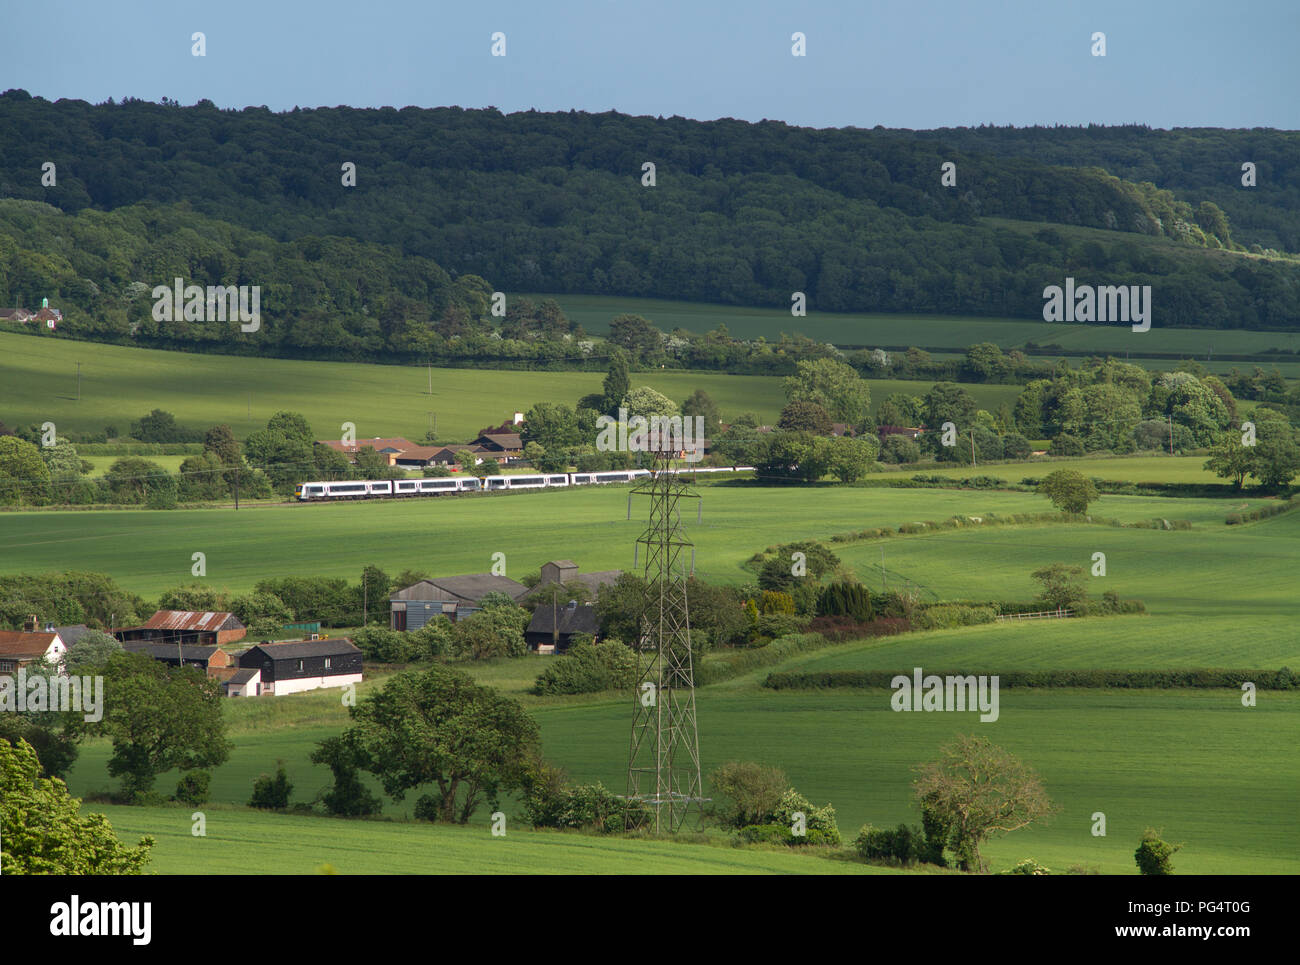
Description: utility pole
xmin=363 ymin=574 xmax=368 ymax=627
xmin=1168 ymin=413 xmax=1174 ymax=457
xmin=552 ymin=586 xmax=558 ymax=650
xmin=428 ymin=361 xmax=432 ymax=396
xmin=233 ymin=469 xmax=239 ymax=511
xmin=970 ymin=427 xmax=976 ymax=469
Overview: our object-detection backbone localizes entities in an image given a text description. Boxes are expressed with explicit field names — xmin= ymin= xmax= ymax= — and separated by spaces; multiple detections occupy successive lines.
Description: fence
xmin=996 ymin=608 xmax=1074 ymax=622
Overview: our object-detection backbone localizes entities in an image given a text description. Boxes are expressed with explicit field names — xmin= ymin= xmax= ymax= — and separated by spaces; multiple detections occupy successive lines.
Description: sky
xmin=2 ymin=0 xmax=1297 ymax=129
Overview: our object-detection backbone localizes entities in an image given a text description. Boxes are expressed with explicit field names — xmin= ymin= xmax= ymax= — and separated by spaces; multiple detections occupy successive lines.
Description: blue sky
xmin=3 ymin=0 xmax=1296 ymax=129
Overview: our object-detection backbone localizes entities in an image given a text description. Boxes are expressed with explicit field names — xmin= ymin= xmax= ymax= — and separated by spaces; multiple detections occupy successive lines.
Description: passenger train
xmin=293 ymin=466 xmax=753 ymax=501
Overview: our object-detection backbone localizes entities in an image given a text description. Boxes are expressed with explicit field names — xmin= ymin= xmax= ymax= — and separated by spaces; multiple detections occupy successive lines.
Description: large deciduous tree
xmin=346 ymin=666 xmax=540 ymax=824
xmin=912 ymin=734 xmax=1056 ymax=872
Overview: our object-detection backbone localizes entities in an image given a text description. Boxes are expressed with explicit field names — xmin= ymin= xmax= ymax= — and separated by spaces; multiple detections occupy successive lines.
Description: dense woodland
xmin=1 ymin=92 xmax=1299 ymax=366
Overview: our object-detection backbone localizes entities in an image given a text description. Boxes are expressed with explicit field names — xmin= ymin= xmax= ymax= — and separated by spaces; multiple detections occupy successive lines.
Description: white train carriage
xmin=295 ymin=479 xmax=392 ymax=500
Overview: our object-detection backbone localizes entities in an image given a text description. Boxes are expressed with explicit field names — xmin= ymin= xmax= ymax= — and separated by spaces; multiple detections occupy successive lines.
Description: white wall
xmin=267 ymin=672 xmax=363 ymax=697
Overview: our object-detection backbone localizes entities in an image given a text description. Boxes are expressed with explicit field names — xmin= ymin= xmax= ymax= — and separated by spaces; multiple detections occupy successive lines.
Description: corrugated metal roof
xmin=142 ymin=610 xmax=237 ymax=632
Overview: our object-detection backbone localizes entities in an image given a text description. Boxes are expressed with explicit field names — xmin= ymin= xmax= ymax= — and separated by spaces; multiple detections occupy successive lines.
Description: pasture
xmin=63 ymin=684 xmax=1300 ymax=875
xmin=525 ymin=292 xmax=1300 ymax=360
xmin=1 ymin=482 xmax=1275 ymax=597
xmin=0 ymin=332 xmax=1020 ymax=443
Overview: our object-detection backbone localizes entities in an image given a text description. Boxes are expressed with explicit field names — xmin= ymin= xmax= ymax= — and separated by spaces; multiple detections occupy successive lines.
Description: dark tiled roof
xmin=55 ymin=624 xmax=94 ymax=647
xmin=247 ymin=638 xmax=360 ymax=660
xmin=390 ymin=575 xmax=528 ymax=603
xmin=527 ymin=605 xmax=600 ymax=637
xmin=227 ymin=668 xmax=260 ymax=684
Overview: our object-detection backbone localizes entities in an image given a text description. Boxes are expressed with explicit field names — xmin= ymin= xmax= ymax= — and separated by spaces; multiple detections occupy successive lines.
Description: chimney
xmin=23 ymin=614 xmax=37 ymax=632
xmin=44 ymin=621 xmax=55 ymax=632
xmin=513 ymin=411 xmax=524 ymax=425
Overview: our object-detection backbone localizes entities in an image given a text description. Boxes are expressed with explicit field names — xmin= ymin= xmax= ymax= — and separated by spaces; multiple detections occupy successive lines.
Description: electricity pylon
xmin=625 ymin=449 xmax=705 ymax=832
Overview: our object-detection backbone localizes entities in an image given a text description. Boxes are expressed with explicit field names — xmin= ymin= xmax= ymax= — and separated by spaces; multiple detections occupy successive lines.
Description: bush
xmin=353 ymin=626 xmax=424 ymax=663
xmin=913 ymin=604 xmax=997 ymax=630
xmin=249 ymin=762 xmax=293 ymax=809
xmin=808 ymin=614 xmax=910 ymax=642
xmin=772 ymin=788 xmax=840 ymax=845
xmin=1135 ymin=828 xmax=1182 ymax=875
xmin=999 ymin=858 xmax=1052 ymax=875
xmin=854 ymin=823 xmax=919 ymax=864
xmin=709 ymin=761 xmax=788 ymax=828
xmin=531 ymin=641 xmax=639 ymax=695
xmin=738 ymin=823 xmax=840 ymax=846
xmin=525 ymin=780 xmax=650 ymax=832
xmin=174 ymin=770 xmax=211 ymax=806
xmin=817 ymin=580 xmax=873 ymax=621
xmin=753 ymin=612 xmax=810 ymax=641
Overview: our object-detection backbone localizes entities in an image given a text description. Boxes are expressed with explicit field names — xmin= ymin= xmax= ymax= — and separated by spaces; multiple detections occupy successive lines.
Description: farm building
xmin=525 ymin=600 xmax=600 ymax=653
xmin=877 ymin=425 xmax=924 ymax=441
xmin=53 ymin=624 xmax=94 ymax=648
xmin=390 ymin=574 xmax=529 ymax=629
xmin=0 ymin=630 xmax=68 ymax=673
xmin=471 ymin=431 xmax=523 ymax=462
xmin=391 ymin=444 xmax=481 ymax=468
xmin=235 ymin=638 xmax=363 ymax=696
xmin=317 ymin=437 xmax=415 ymax=465
xmin=115 ymin=610 xmax=247 ymax=647
xmin=535 ymin=560 xmax=622 ymax=596
xmin=122 ymin=642 xmax=236 ymax=675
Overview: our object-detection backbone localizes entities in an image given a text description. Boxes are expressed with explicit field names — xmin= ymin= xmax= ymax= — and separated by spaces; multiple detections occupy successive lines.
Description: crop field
xmin=866 ymin=453 xmax=1223 ymax=484
xmin=525 ymin=292 xmax=1300 ymax=361
xmin=0 ymin=332 xmax=1027 ymax=442
xmin=64 ymin=684 xmax=1300 ymax=875
xmin=1 ymin=481 xmax=1276 ymax=597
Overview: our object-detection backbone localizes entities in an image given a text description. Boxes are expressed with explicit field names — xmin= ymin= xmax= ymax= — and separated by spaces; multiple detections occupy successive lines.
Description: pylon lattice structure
xmin=625 ymin=449 xmax=705 ymax=833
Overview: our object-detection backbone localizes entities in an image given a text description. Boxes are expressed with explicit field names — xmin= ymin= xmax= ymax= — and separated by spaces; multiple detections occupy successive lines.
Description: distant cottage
xmin=234 ymin=638 xmax=363 ymax=697
xmin=390 ymin=574 xmax=529 ymax=629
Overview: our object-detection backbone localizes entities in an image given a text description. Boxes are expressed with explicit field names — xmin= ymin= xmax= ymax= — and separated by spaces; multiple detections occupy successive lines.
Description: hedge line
xmin=1225 ymin=497 xmax=1298 ymax=525
xmin=763 ymin=668 xmax=1298 ymax=690
xmin=695 ymin=632 xmax=833 ymax=686
xmin=828 ymin=511 xmax=1191 ymax=544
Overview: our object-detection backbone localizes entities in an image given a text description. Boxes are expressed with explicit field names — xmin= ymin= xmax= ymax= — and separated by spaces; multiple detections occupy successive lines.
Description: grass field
xmin=866 ymin=453 xmax=1223 ymax=484
xmin=525 ymin=292 xmax=1300 ymax=360
xmin=0 ymin=332 xmax=1023 ymax=442
xmin=63 ymin=684 xmax=1300 ymax=875
xmin=2 ymin=481 xmax=1277 ymax=597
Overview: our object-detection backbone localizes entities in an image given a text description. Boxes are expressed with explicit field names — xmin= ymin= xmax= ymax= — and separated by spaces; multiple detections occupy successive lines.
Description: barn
xmin=237 ymin=638 xmax=363 ymax=696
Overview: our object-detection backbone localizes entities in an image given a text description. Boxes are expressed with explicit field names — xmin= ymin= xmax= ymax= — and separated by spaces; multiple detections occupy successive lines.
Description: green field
xmin=525 ymin=292 xmax=1300 ymax=360
xmin=0 ymin=332 xmax=1023 ymax=442
xmin=2 ymin=482 xmax=1277 ymax=597
xmin=866 ymin=453 xmax=1223 ymax=484
xmin=63 ymin=684 xmax=1300 ymax=875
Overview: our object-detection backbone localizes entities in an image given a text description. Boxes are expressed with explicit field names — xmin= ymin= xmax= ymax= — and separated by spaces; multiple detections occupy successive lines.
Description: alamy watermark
xmin=890 ymin=668 xmax=999 ymax=722
xmin=152 ymin=277 xmax=260 ymax=332
xmin=1042 ymin=277 xmax=1150 ymax=333
xmin=0 ymin=669 xmax=103 ymax=722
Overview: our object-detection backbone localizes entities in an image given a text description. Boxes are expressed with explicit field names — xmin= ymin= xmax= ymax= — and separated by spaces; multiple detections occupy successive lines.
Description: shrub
xmin=709 ymin=761 xmax=788 ymax=828
xmin=352 ymin=626 xmax=423 ymax=663
xmin=753 ymin=612 xmax=810 ymax=641
xmin=772 ymin=788 xmax=840 ymax=845
xmin=854 ymin=823 xmax=919 ymax=864
xmin=1135 ymin=828 xmax=1182 ymax=875
xmin=531 ymin=641 xmax=639 ymax=695
xmin=249 ymin=762 xmax=293 ymax=809
xmin=525 ymin=780 xmax=650 ymax=832
xmin=817 ymin=580 xmax=873 ymax=621
xmin=174 ymin=770 xmax=211 ymax=806
xmin=999 ymin=858 xmax=1052 ymax=875
xmin=739 ymin=823 xmax=840 ymax=846
xmin=914 ymin=604 xmax=997 ymax=630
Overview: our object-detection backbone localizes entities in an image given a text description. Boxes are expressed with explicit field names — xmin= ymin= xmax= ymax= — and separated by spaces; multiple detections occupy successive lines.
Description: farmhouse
xmin=235 ymin=638 xmax=363 ymax=696
xmin=525 ymin=599 xmax=601 ymax=653
xmin=0 ymin=630 xmax=67 ymax=674
xmin=390 ymin=573 xmax=529 ymax=629
xmin=115 ymin=610 xmax=247 ymax=647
